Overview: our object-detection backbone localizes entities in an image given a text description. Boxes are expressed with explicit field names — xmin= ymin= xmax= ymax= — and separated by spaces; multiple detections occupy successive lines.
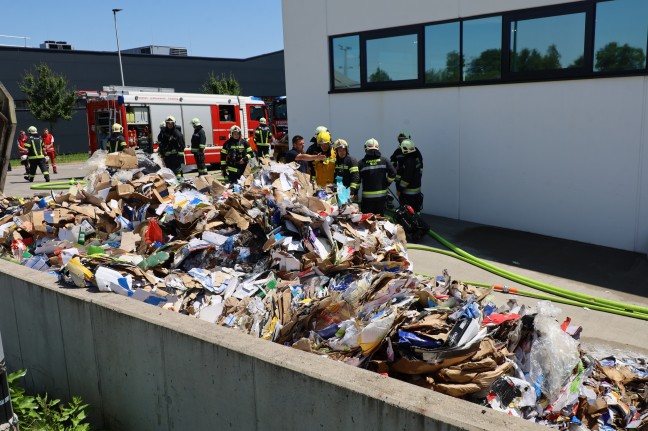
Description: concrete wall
xmin=0 ymin=264 xmax=544 ymax=431
xmin=0 ymin=47 xmax=285 ymax=156
xmin=282 ymin=0 xmax=648 ymax=254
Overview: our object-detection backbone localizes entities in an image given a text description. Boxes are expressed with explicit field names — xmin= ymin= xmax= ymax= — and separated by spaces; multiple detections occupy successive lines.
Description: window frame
xmin=502 ymin=2 xmax=593 ymax=81
xmin=592 ymin=0 xmax=648 ymax=74
xmin=423 ymin=19 xmax=462 ymax=85
xmin=361 ymin=25 xmax=423 ymax=90
xmin=329 ymin=34 xmax=362 ymax=90
xmin=328 ymin=0 xmax=648 ymax=94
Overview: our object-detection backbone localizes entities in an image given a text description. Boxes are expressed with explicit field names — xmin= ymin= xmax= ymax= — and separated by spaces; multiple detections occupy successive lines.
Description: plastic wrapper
xmin=529 ymin=301 xmax=580 ymax=403
xmin=358 ymin=310 xmax=396 ymax=355
xmin=84 ymin=149 xmax=107 ymax=174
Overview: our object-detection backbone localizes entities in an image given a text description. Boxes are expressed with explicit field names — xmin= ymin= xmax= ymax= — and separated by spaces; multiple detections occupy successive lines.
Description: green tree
xmin=19 ymin=63 xmax=76 ymax=133
xmin=425 ymin=51 xmax=461 ymax=83
xmin=595 ymin=42 xmax=646 ymax=72
xmin=513 ymin=44 xmax=562 ymax=72
xmin=368 ymin=67 xmax=392 ymax=82
xmin=201 ymin=71 xmax=242 ymax=95
xmin=465 ymin=49 xmax=501 ymax=81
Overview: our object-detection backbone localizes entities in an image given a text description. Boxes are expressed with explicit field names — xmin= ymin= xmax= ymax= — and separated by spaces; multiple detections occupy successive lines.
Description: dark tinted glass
xmin=463 ymin=17 xmax=502 ymax=81
xmin=332 ymin=36 xmax=361 ymax=88
xmin=366 ymin=34 xmax=418 ymax=82
xmin=511 ymin=13 xmax=586 ymax=72
xmin=594 ymin=0 xmax=648 ymax=72
xmin=425 ymin=22 xmax=461 ymax=83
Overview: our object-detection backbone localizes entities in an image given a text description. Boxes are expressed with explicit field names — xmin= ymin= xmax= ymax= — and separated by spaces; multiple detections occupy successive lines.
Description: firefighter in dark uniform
xmin=159 ymin=115 xmax=185 ymax=180
xmin=395 ymin=139 xmax=424 ymax=212
xmin=253 ymin=117 xmax=273 ymax=159
xmin=23 ymin=126 xmax=50 ymax=183
xmin=221 ymin=125 xmax=253 ymax=183
xmin=333 ymin=139 xmax=360 ymax=199
xmin=358 ymin=138 xmax=396 ymax=215
xmin=390 ymin=130 xmax=411 ymax=169
xmin=107 ymin=123 xmax=127 ymax=152
xmin=190 ymin=117 xmax=207 ymax=176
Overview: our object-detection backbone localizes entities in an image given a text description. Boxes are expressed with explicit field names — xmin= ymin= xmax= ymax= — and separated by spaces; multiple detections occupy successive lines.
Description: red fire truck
xmin=77 ymin=87 xmax=268 ymax=166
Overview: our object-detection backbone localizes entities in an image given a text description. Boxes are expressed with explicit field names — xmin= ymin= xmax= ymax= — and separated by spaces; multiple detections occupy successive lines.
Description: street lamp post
xmin=112 ymin=8 xmax=125 ymax=87
xmin=338 ymin=45 xmax=351 ymax=76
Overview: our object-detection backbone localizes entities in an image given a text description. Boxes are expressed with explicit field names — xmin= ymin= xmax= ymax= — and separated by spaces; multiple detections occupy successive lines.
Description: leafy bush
xmin=8 ymin=369 xmax=91 ymax=431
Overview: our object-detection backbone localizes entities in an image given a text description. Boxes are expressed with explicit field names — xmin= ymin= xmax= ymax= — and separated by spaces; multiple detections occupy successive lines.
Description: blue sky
xmin=1 ymin=0 xmax=284 ymax=58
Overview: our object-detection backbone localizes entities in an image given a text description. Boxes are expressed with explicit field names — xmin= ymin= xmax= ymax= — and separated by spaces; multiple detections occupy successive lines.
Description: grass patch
xmin=10 ymin=153 xmax=88 ymax=167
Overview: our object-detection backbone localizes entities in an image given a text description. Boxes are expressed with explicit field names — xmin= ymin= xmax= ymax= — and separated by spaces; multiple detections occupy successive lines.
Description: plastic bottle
xmin=77 ymin=228 xmax=86 ymax=245
xmin=11 ymin=239 xmax=25 ymax=263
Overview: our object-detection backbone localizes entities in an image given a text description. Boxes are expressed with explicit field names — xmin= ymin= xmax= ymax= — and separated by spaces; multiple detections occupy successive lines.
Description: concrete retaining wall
xmin=0 ymin=264 xmax=542 ymax=431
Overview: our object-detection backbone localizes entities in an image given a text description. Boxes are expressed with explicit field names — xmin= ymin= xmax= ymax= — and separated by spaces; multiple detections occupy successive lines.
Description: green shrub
xmin=8 ymin=369 xmax=91 ymax=431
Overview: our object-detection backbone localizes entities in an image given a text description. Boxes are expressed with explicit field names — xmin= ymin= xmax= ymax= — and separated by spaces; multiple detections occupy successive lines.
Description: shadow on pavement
xmin=415 ymin=213 xmax=648 ymax=297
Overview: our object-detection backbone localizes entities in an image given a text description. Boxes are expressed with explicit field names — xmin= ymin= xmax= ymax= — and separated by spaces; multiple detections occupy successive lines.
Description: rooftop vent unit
xmin=40 ymin=40 xmax=73 ymax=50
xmin=122 ymin=45 xmax=188 ymax=56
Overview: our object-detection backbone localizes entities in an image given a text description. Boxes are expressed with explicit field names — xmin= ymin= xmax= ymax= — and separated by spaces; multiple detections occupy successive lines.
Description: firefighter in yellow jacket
xmin=23 ymin=126 xmax=50 ymax=183
xmin=312 ymin=131 xmax=336 ymax=187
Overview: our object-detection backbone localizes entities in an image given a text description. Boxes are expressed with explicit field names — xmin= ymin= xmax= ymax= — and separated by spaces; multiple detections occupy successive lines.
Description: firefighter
xmin=23 ymin=126 xmax=50 ymax=183
xmin=220 ymin=125 xmax=253 ymax=183
xmin=306 ymin=126 xmax=328 ymax=155
xmin=17 ymin=130 xmax=29 ymax=175
xmin=157 ymin=121 xmax=165 ymax=143
xmin=107 ymin=123 xmax=127 ymax=152
xmin=333 ymin=139 xmax=359 ymax=198
xmin=42 ymin=128 xmax=57 ymax=174
xmin=395 ymin=139 xmax=424 ymax=212
xmin=312 ymin=131 xmax=336 ymax=187
xmin=358 ymin=138 xmax=396 ymax=215
xmin=190 ymin=118 xmax=208 ymax=176
xmin=306 ymin=126 xmax=329 ymax=175
xmin=138 ymin=126 xmax=152 ymax=154
xmin=253 ymin=117 xmax=273 ymax=159
xmin=159 ymin=115 xmax=186 ymax=180
xmin=390 ymin=130 xmax=411 ymax=170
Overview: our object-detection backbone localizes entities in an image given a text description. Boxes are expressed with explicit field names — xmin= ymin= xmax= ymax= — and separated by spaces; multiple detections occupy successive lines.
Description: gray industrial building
xmin=0 ymin=46 xmax=285 ymax=156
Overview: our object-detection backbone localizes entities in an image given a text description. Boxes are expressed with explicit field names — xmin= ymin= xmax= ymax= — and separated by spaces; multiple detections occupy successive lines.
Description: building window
xmin=366 ymin=34 xmax=418 ymax=83
xmin=332 ymin=35 xmax=361 ymax=89
xmin=328 ymin=0 xmax=648 ymax=93
xmin=594 ymin=0 xmax=648 ymax=72
xmin=463 ymin=16 xmax=502 ymax=81
xmin=510 ymin=12 xmax=586 ymax=73
xmin=425 ymin=22 xmax=460 ymax=83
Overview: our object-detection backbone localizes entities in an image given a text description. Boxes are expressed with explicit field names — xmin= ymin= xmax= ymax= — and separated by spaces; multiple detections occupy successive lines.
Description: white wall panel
xmin=283 ymin=0 xmax=648 ymax=253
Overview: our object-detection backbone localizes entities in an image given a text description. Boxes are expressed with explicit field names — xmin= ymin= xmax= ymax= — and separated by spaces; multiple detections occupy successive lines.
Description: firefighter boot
xmin=45 ymin=175 xmax=50 ymax=183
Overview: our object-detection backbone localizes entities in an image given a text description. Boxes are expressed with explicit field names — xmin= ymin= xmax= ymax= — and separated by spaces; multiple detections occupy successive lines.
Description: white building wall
xmin=282 ymin=0 xmax=648 ymax=253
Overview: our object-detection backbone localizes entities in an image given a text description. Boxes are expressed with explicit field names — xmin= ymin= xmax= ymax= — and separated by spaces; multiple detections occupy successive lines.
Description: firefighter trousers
xmin=27 ymin=158 xmax=50 ymax=182
xmin=194 ymin=152 xmax=207 ymax=176
xmin=256 ymin=145 xmax=271 ymax=159
xmin=164 ymin=154 xmax=184 ymax=179
xmin=361 ymin=196 xmax=387 ymax=216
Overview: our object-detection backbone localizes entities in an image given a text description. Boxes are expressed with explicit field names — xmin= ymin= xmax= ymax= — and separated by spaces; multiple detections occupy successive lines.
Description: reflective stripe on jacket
xmin=358 ymin=150 xmax=396 ymax=198
xmin=396 ymin=151 xmax=423 ymax=194
xmin=24 ymin=135 xmax=45 ymax=159
xmin=191 ymin=126 xmax=206 ymax=153
xmin=221 ymin=138 xmax=253 ymax=169
xmin=334 ymin=155 xmax=360 ymax=193
xmin=108 ymin=133 xmax=127 ymax=152
xmin=254 ymin=126 xmax=273 ymax=147
xmin=159 ymin=127 xmax=185 ymax=157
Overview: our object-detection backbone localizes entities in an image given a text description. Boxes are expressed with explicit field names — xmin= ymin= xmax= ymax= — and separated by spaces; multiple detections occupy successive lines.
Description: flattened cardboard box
xmin=105 ymin=148 xmax=138 ymax=169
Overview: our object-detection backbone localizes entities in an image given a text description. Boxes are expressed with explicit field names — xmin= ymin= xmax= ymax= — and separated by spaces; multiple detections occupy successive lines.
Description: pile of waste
xmin=0 ymin=151 xmax=646 ymax=430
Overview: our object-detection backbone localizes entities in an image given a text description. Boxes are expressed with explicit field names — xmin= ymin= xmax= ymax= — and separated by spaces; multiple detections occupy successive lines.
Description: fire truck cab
xmin=78 ymin=87 xmax=268 ymax=166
